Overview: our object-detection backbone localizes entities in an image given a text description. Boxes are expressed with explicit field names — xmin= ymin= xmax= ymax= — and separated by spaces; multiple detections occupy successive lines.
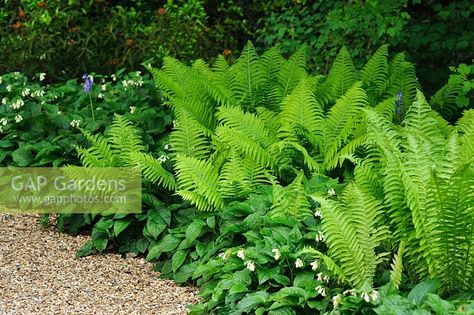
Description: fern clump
xmin=147 ymin=42 xmax=419 ymax=211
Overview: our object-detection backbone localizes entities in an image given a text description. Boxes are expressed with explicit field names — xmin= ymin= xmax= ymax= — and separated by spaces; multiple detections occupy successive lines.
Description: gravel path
xmin=0 ymin=214 xmax=199 ymax=315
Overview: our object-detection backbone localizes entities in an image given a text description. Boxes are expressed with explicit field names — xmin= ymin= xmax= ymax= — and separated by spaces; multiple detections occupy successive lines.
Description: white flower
xmin=272 ymin=248 xmax=281 ymax=260
xmin=157 ymin=155 xmax=168 ymax=163
xmin=136 ymin=71 xmax=142 ymax=76
xmin=295 ymin=258 xmax=304 ymax=268
xmin=316 ymin=231 xmax=325 ymax=242
xmin=332 ymin=294 xmax=343 ymax=308
xmin=315 ymin=285 xmax=326 ymax=297
xmin=245 ymin=260 xmax=255 ymax=272
xmin=361 ymin=292 xmax=370 ymax=303
xmin=327 ymin=188 xmax=336 ymax=196
xmin=6 ymin=85 xmax=12 ymax=92
xmin=0 ymin=126 xmax=3 ymax=133
xmin=310 ymin=260 xmax=320 ymax=271
xmin=1 ymin=97 xmax=7 ymax=105
xmin=164 ymin=144 xmax=170 ymax=151
xmin=0 ymin=76 xmax=2 ymax=84
xmin=218 ymin=252 xmax=228 ymax=260
xmin=11 ymin=99 xmax=24 ymax=110
xmin=0 ymin=118 xmax=8 ymax=126
xmin=129 ymin=106 xmax=136 ymax=114
xmin=21 ymin=88 xmax=30 ymax=97
xmin=31 ymin=90 xmax=45 ymax=98
xmin=173 ymin=120 xmax=178 ymax=128
xmin=369 ymin=290 xmax=379 ymax=301
xmin=39 ymin=53 xmax=46 ymax=60
xmin=314 ymin=209 xmax=322 ymax=218
xmin=237 ymin=249 xmax=245 ymax=260
xmin=101 ymin=84 xmax=107 ymax=91
xmin=98 ymin=93 xmax=104 ymax=99
xmin=343 ymin=289 xmax=357 ymax=296
xmin=39 ymin=73 xmax=46 ymax=81
xmin=70 ymin=119 xmax=81 ymax=128
xmin=57 ymin=111 xmax=62 ymax=115
xmin=111 ymin=74 xmax=117 ymax=81
xmin=14 ymin=115 xmax=23 ymax=123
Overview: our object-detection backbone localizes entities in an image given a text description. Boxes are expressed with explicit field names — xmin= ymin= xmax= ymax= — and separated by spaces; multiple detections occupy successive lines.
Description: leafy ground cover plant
xmin=0 ymin=70 xmax=172 ymax=167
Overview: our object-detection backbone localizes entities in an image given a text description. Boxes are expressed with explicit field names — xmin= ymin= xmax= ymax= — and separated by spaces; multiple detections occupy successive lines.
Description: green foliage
xmin=0 ymin=70 xmax=171 ymax=167
xmin=149 ymin=42 xmax=419 ymax=211
xmin=356 ymin=93 xmax=474 ymax=294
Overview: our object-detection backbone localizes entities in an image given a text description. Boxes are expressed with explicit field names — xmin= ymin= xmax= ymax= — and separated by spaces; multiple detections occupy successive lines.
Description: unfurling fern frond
xmin=175 ymin=156 xmax=224 ymax=211
xmin=312 ymin=183 xmax=389 ymax=288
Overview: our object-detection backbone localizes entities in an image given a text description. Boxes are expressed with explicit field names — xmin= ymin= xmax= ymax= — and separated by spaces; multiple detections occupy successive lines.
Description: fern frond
xmin=389 ymin=242 xmax=404 ymax=290
xmin=229 ymin=41 xmax=265 ymax=109
xmin=300 ymin=246 xmax=350 ymax=284
xmin=360 ymin=44 xmax=389 ymax=95
xmin=322 ymin=82 xmax=369 ymax=170
xmin=76 ymin=129 xmax=117 ymax=167
xmin=277 ymin=46 xmax=307 ymax=97
xmin=130 ymin=152 xmax=176 ymax=190
xmin=315 ymin=47 xmax=357 ymax=107
xmin=278 ymin=77 xmax=323 ymax=140
xmin=271 ymin=172 xmax=312 ymax=220
xmin=107 ymin=114 xmax=145 ymax=164
xmin=175 ymin=156 xmax=224 ymax=211
xmin=170 ymin=107 xmax=211 ymax=159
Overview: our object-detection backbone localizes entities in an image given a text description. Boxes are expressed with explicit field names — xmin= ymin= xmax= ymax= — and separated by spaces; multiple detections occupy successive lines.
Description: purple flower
xmin=82 ymin=74 xmax=93 ymax=93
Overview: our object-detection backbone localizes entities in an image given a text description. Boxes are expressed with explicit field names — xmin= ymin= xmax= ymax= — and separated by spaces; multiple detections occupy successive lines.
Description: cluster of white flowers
xmin=316 ymin=231 xmax=325 ymax=242
xmin=129 ymin=106 xmax=137 ymax=114
xmin=31 ymin=89 xmax=45 ymax=98
xmin=14 ymin=115 xmax=23 ymax=123
xmin=310 ymin=260 xmax=320 ymax=271
xmin=157 ymin=155 xmax=169 ymax=163
xmin=122 ymin=78 xmax=144 ymax=88
xmin=245 ymin=261 xmax=255 ymax=272
xmin=11 ymin=99 xmax=25 ymax=110
xmin=1 ymin=97 xmax=7 ymax=105
xmin=314 ymin=209 xmax=322 ymax=218
xmin=0 ymin=118 xmax=8 ymax=126
xmin=360 ymin=290 xmax=379 ymax=302
xmin=315 ymin=285 xmax=326 ymax=297
xmin=272 ymin=248 xmax=281 ymax=260
xmin=70 ymin=119 xmax=81 ymax=128
xmin=39 ymin=73 xmax=46 ymax=82
xmin=295 ymin=258 xmax=304 ymax=268
xmin=327 ymin=188 xmax=336 ymax=196
xmin=21 ymin=88 xmax=30 ymax=97
xmin=332 ymin=294 xmax=343 ymax=308
xmin=317 ymin=272 xmax=330 ymax=283
xmin=237 ymin=249 xmax=245 ymax=260
xmin=6 ymin=85 xmax=12 ymax=92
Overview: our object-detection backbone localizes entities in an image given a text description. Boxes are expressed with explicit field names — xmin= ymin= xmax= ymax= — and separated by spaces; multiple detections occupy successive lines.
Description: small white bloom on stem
xmin=39 ymin=73 xmax=46 ymax=81
xmin=237 ymin=249 xmax=245 ymax=260
xmin=315 ymin=285 xmax=326 ymax=297
xmin=295 ymin=258 xmax=304 ymax=268
xmin=361 ymin=292 xmax=370 ymax=302
xmin=369 ymin=290 xmax=379 ymax=301
xmin=130 ymin=106 xmax=136 ymax=114
xmin=327 ymin=188 xmax=336 ymax=196
xmin=332 ymin=294 xmax=343 ymax=308
xmin=218 ymin=252 xmax=228 ymax=260
xmin=310 ymin=260 xmax=319 ymax=271
xmin=314 ymin=209 xmax=322 ymax=218
xmin=245 ymin=260 xmax=255 ymax=272
xmin=14 ymin=115 xmax=23 ymax=123
xmin=0 ymin=118 xmax=8 ymax=126
xmin=316 ymin=231 xmax=325 ymax=242
xmin=272 ymin=248 xmax=281 ymax=260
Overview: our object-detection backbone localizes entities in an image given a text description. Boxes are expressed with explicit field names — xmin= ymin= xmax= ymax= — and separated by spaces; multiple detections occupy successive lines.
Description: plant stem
xmin=89 ymin=93 xmax=95 ymax=122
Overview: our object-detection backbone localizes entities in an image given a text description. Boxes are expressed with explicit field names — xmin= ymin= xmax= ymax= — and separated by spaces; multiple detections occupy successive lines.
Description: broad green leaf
xmin=185 ymin=220 xmax=206 ymax=243
xmin=237 ymin=291 xmax=269 ymax=313
xmin=172 ymin=250 xmax=188 ymax=273
xmin=113 ymin=219 xmax=131 ymax=237
xmin=407 ymin=279 xmax=440 ymax=304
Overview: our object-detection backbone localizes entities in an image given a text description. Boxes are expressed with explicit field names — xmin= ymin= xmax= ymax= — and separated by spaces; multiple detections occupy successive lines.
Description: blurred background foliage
xmin=0 ymin=0 xmax=472 ymax=92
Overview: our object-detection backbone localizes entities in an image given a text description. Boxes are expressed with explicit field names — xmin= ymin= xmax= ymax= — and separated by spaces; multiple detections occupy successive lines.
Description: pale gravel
xmin=0 ymin=214 xmax=199 ymax=315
